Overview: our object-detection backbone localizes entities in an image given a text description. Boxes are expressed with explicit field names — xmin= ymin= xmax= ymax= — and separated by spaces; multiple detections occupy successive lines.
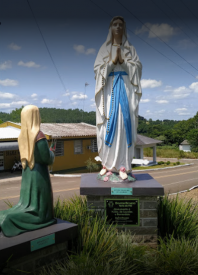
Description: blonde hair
xmin=18 ymin=105 xmax=40 ymax=170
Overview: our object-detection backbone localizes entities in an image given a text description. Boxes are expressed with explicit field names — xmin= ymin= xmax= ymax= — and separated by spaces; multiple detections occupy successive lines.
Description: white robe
xmin=94 ymin=41 xmax=142 ymax=173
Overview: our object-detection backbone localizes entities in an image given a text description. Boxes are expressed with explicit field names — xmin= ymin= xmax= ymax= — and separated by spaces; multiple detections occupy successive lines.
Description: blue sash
xmin=105 ymin=71 xmax=132 ymax=148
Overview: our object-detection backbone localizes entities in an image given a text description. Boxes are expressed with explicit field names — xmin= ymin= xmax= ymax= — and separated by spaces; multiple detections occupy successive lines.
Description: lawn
xmin=133 ymin=162 xmax=185 ymax=170
xmin=144 ymin=147 xmax=198 ymax=159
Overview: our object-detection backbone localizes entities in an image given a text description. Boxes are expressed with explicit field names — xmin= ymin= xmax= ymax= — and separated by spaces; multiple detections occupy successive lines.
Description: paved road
xmin=0 ymin=158 xmax=197 ymax=211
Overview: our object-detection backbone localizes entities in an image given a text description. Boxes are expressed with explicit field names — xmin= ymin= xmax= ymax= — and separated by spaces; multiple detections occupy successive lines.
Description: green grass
xmin=144 ymin=147 xmax=198 ymax=159
xmin=158 ymin=195 xmax=198 ymax=240
xmin=133 ymin=162 xmax=185 ymax=170
xmin=38 ymin=195 xmax=198 ymax=275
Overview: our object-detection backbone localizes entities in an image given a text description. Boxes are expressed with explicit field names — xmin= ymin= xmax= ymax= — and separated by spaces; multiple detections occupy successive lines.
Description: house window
xmin=55 ymin=140 xmax=64 ymax=156
xmin=74 ymin=140 xmax=83 ymax=154
xmin=91 ymin=139 xmax=98 ymax=153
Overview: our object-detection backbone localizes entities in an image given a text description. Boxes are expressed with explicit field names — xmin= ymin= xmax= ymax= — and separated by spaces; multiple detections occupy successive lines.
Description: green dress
xmin=0 ymin=138 xmax=56 ymax=237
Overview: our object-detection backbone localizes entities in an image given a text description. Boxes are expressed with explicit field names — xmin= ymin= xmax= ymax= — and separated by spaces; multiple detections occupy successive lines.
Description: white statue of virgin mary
xmin=94 ymin=16 xmax=142 ymax=179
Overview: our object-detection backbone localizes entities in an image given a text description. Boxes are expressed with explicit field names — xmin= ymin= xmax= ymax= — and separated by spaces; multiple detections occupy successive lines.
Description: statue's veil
xmin=18 ymin=105 xmax=40 ymax=170
xmin=105 ymin=16 xmax=128 ymax=53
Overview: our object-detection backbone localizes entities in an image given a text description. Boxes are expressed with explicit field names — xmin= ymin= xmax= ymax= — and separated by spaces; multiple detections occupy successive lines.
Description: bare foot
xmin=119 ymin=167 xmax=128 ymax=180
xmin=100 ymin=166 xmax=107 ymax=176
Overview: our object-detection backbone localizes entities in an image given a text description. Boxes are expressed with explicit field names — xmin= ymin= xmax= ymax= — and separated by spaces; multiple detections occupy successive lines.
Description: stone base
xmin=0 ymin=219 xmax=78 ymax=275
xmin=80 ymin=173 xmax=164 ymax=246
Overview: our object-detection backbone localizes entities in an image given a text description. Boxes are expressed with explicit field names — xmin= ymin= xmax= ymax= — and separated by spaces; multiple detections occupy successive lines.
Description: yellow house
xmin=0 ymin=121 xmax=98 ymax=173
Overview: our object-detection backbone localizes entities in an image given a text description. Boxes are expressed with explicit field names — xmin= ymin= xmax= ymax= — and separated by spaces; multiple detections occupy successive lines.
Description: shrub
xmin=85 ymin=158 xmax=100 ymax=173
xmin=179 ymin=150 xmax=185 ymax=159
xmin=166 ymin=161 xmax=170 ymax=165
xmin=158 ymin=195 xmax=198 ymax=240
xmin=149 ymin=237 xmax=198 ymax=275
xmin=176 ymin=161 xmax=180 ymax=165
xmin=158 ymin=161 xmax=162 ymax=165
xmin=173 ymin=163 xmax=176 ymax=165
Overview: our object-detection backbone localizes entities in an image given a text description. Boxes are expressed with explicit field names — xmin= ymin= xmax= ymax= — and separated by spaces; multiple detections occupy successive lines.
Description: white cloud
xmin=31 ymin=93 xmax=38 ymax=100
xmin=14 ymin=101 xmax=29 ymax=105
xmin=0 ymin=91 xmax=16 ymax=99
xmin=0 ymin=61 xmax=12 ymax=70
xmin=71 ymin=101 xmax=78 ymax=105
xmin=141 ymin=79 xmax=162 ymax=89
xmin=18 ymin=61 xmax=40 ymax=68
xmin=140 ymin=99 xmax=150 ymax=103
xmin=178 ymin=39 xmax=196 ymax=49
xmin=155 ymin=110 xmax=165 ymax=114
xmin=175 ymin=108 xmax=187 ymax=112
xmin=41 ymin=99 xmax=53 ymax=104
xmin=8 ymin=43 xmax=21 ymax=50
xmin=156 ymin=100 xmax=169 ymax=104
xmin=71 ymin=93 xmax=88 ymax=100
xmin=73 ymin=44 xmax=96 ymax=55
xmin=164 ymin=85 xmax=191 ymax=99
xmin=177 ymin=112 xmax=191 ymax=115
xmin=146 ymin=110 xmax=150 ymax=113
xmin=90 ymin=98 xmax=95 ymax=102
xmin=41 ymin=99 xmax=62 ymax=105
xmin=0 ymin=101 xmax=29 ymax=109
xmin=135 ymin=23 xmax=178 ymax=41
xmin=0 ymin=79 xmax=19 ymax=86
xmin=85 ymin=48 xmax=96 ymax=55
xmin=173 ymin=93 xmax=190 ymax=99
xmin=63 ymin=92 xmax=70 ymax=96
xmin=189 ymin=82 xmax=198 ymax=93
xmin=175 ymin=108 xmax=190 ymax=116
xmin=90 ymin=102 xmax=96 ymax=107
xmin=196 ymin=76 xmax=198 ymax=79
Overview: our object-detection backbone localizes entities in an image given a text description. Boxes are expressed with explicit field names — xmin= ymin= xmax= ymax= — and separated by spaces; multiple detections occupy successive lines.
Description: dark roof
xmin=180 ymin=140 xmax=190 ymax=145
xmin=136 ymin=135 xmax=162 ymax=146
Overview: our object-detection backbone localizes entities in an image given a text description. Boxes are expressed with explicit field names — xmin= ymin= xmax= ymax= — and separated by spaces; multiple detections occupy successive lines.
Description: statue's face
xmin=111 ymin=19 xmax=124 ymax=38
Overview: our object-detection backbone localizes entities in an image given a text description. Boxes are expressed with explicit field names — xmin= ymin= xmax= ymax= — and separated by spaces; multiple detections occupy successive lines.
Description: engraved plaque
xmin=31 ymin=234 xmax=55 ymax=252
xmin=111 ymin=187 xmax=133 ymax=195
xmin=105 ymin=199 xmax=139 ymax=226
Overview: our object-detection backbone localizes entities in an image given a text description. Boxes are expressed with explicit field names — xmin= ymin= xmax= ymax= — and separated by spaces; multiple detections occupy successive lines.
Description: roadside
xmin=0 ymin=157 xmax=197 ymax=182
xmin=0 ymin=171 xmax=22 ymax=183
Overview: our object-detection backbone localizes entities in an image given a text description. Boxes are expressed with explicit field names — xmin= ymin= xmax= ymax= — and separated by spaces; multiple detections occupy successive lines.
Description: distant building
xmin=0 ymin=121 xmax=98 ymax=172
xmin=134 ymin=135 xmax=162 ymax=164
xmin=0 ymin=121 xmax=162 ymax=172
xmin=179 ymin=140 xmax=191 ymax=152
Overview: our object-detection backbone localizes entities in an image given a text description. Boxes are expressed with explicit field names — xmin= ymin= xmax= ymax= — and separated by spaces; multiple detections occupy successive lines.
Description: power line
xmin=164 ymin=1 xmax=198 ymax=41
xmin=116 ymin=0 xmax=198 ymax=73
xmin=150 ymin=0 xmax=198 ymax=47
xmin=26 ymin=0 xmax=73 ymax=106
xmin=89 ymin=0 xmax=197 ymax=79
xmin=179 ymin=0 xmax=198 ymax=23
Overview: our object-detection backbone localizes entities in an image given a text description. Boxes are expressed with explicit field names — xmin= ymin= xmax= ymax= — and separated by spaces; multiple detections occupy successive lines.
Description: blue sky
xmin=0 ymin=0 xmax=198 ymax=121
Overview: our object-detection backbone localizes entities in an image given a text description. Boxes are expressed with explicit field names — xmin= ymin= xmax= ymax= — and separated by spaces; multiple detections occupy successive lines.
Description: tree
xmin=10 ymin=106 xmax=24 ymax=122
xmin=187 ymin=129 xmax=198 ymax=152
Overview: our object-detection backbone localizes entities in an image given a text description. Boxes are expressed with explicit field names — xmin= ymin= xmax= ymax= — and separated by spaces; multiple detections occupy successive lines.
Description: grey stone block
xmin=142 ymin=218 xmax=157 ymax=227
xmin=139 ymin=197 xmax=157 ymax=201
xmin=143 ymin=202 xmax=158 ymax=210
xmin=140 ymin=209 xmax=157 ymax=218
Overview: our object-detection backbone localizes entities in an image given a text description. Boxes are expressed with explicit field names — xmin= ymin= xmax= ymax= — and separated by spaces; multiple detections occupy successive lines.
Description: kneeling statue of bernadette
xmin=94 ymin=16 xmax=142 ymax=180
xmin=0 ymin=105 xmax=56 ymax=237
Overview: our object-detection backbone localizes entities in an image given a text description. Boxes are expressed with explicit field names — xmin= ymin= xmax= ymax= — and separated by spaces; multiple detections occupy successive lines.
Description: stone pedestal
xmin=0 ymin=219 xmax=78 ymax=274
xmin=80 ymin=173 xmax=164 ymax=244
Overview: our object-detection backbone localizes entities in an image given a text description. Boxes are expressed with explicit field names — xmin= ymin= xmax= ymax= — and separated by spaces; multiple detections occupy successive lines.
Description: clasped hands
xmin=112 ymin=45 xmax=124 ymax=65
